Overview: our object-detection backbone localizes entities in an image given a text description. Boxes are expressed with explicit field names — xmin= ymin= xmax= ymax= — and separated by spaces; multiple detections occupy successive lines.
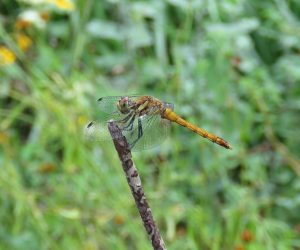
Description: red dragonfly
xmin=85 ymin=95 xmax=232 ymax=150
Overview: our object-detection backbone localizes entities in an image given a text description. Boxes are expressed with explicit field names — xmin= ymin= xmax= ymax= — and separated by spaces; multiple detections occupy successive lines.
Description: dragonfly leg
xmin=121 ymin=114 xmax=136 ymax=131
xmin=129 ymin=117 xmax=143 ymax=149
xmin=115 ymin=112 xmax=133 ymax=124
xmin=137 ymin=117 xmax=143 ymax=138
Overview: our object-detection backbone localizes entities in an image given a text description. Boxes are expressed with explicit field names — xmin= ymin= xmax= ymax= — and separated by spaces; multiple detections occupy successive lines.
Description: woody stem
xmin=107 ymin=121 xmax=166 ymax=250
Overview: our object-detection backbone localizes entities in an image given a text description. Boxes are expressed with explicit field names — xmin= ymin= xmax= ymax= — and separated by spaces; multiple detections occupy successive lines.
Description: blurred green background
xmin=1 ymin=0 xmax=300 ymax=249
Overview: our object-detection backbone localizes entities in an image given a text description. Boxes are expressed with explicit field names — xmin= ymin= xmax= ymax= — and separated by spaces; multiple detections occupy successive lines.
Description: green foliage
xmin=1 ymin=0 xmax=300 ymax=249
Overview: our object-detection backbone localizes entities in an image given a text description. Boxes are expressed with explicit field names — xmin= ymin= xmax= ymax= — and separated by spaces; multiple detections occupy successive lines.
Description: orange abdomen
xmin=162 ymin=108 xmax=232 ymax=149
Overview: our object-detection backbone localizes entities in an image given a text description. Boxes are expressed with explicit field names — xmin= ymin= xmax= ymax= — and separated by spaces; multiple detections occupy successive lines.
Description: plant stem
xmin=108 ymin=121 xmax=166 ymax=250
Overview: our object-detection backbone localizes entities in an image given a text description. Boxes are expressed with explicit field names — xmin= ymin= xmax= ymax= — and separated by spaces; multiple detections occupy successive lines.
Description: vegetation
xmin=1 ymin=0 xmax=300 ymax=249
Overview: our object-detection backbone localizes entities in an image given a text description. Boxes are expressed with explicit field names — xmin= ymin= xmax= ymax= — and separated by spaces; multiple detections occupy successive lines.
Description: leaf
xmin=207 ymin=18 xmax=260 ymax=36
xmin=86 ymin=20 xmax=124 ymax=41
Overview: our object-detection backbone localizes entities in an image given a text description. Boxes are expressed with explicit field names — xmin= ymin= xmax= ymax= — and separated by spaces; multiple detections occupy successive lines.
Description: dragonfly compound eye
xmin=117 ymin=97 xmax=130 ymax=114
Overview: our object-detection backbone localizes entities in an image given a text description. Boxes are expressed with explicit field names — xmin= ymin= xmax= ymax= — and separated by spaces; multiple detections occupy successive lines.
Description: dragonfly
xmin=85 ymin=95 xmax=232 ymax=151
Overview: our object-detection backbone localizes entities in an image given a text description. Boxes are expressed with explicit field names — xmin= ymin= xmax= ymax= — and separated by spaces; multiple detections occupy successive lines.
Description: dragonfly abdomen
xmin=162 ymin=108 xmax=232 ymax=149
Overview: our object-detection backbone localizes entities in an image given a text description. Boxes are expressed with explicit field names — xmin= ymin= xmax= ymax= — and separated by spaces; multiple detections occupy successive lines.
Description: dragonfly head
xmin=117 ymin=97 xmax=131 ymax=114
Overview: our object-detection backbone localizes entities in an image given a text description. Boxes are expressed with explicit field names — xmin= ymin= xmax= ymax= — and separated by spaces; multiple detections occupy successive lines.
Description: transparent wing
xmin=126 ymin=113 xmax=171 ymax=151
xmin=85 ymin=113 xmax=170 ymax=150
xmin=85 ymin=95 xmax=141 ymax=142
xmin=84 ymin=110 xmax=134 ymax=141
xmin=163 ymin=101 xmax=174 ymax=111
xmin=84 ymin=109 xmax=138 ymax=142
xmin=97 ymin=95 xmax=141 ymax=115
xmin=84 ymin=121 xmax=112 ymax=142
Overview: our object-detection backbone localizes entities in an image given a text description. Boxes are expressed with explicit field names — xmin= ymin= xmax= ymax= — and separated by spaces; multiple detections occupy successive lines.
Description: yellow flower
xmin=0 ymin=132 xmax=9 ymax=144
xmin=0 ymin=46 xmax=16 ymax=66
xmin=49 ymin=0 xmax=75 ymax=11
xmin=17 ymin=34 xmax=33 ymax=52
xmin=40 ymin=11 xmax=51 ymax=21
xmin=39 ymin=163 xmax=56 ymax=173
xmin=15 ymin=19 xmax=32 ymax=30
xmin=77 ymin=115 xmax=88 ymax=126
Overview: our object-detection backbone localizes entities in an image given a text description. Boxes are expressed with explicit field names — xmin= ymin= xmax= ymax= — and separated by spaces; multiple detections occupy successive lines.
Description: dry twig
xmin=108 ymin=121 xmax=166 ymax=250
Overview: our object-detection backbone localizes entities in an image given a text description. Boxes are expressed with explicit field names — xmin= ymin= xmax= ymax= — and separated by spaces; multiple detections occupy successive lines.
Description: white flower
xmin=18 ymin=9 xmax=47 ymax=29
